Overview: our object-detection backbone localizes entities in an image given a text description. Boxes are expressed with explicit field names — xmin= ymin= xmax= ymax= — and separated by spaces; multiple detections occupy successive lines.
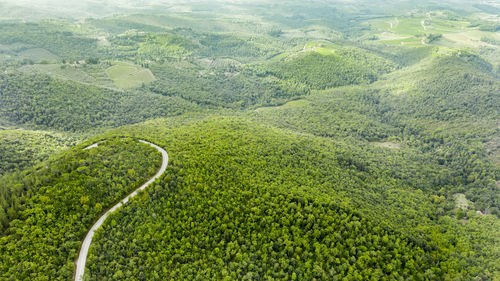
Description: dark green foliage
xmin=266 ymin=50 xmax=394 ymax=90
xmin=254 ymin=2 xmax=348 ymax=31
xmin=268 ymin=27 xmax=283 ymax=37
xmin=85 ymin=24 xmax=284 ymax=63
xmin=148 ymin=62 xmax=307 ymax=108
xmin=86 ymin=58 xmax=100 ymax=64
xmin=478 ymin=24 xmax=500 ymax=32
xmin=389 ymin=47 xmax=435 ymax=66
xmin=0 ymin=138 xmax=162 ymax=279
xmin=424 ymin=33 xmax=442 ymax=43
xmin=380 ymin=55 xmax=498 ymax=121
xmin=0 ymin=73 xmax=197 ymax=131
xmin=253 ymin=54 xmax=500 ymax=216
xmin=481 ymin=36 xmax=500 ymax=46
xmin=198 ymin=34 xmax=264 ymax=58
xmin=0 ymin=130 xmax=79 ymax=175
xmin=0 ymin=3 xmax=498 ymax=281
xmin=252 ymin=89 xmax=396 ymax=141
xmin=88 ymin=18 xmax=167 ymax=34
xmin=0 ymin=22 xmax=99 ymax=60
xmin=86 ymin=119 xmax=447 ymax=280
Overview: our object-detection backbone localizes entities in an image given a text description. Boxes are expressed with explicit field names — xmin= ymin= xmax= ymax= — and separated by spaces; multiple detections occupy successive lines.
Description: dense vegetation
xmin=0 ymin=1 xmax=499 ymax=280
xmin=147 ymin=62 xmax=307 ymax=108
xmin=87 ymin=119 xmax=445 ymax=280
xmin=0 ymin=22 xmax=99 ymax=61
xmin=253 ymin=53 xmax=500 ymax=216
xmin=87 ymin=118 xmax=499 ymax=280
xmin=0 ymin=138 xmax=162 ymax=279
xmin=0 ymin=129 xmax=79 ymax=174
xmin=380 ymin=54 xmax=499 ymax=121
xmin=266 ymin=49 xmax=395 ymax=90
xmin=90 ymin=189 xmax=439 ymax=280
xmin=0 ymin=73 xmax=196 ymax=132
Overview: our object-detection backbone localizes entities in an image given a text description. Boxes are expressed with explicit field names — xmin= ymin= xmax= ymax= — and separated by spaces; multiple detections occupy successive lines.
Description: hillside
xmin=0 ymin=128 xmax=79 ymax=174
xmin=265 ymin=46 xmax=396 ymax=89
xmin=0 ymin=1 xmax=499 ymax=280
xmin=253 ymin=52 xmax=500 ymax=214
xmin=86 ymin=117 xmax=498 ymax=280
xmin=0 ymin=73 xmax=197 ymax=132
xmin=0 ymin=138 xmax=162 ymax=279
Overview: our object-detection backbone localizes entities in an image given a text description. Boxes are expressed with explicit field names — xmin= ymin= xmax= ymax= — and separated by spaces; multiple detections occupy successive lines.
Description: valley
xmin=0 ymin=0 xmax=499 ymax=280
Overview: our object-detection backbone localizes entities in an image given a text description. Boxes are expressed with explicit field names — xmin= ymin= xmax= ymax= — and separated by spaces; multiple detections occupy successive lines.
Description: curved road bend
xmin=74 ymin=140 xmax=169 ymax=281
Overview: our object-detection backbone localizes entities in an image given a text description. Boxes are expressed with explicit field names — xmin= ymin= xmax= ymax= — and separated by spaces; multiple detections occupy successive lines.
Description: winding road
xmin=74 ymin=140 xmax=169 ymax=281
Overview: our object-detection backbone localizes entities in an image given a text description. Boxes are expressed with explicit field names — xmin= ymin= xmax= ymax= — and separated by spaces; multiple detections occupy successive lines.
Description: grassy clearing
xmin=105 ymin=61 xmax=155 ymax=88
xmin=254 ymin=99 xmax=310 ymax=112
xmin=378 ymin=32 xmax=411 ymax=41
xmin=441 ymin=31 xmax=497 ymax=48
xmin=393 ymin=17 xmax=425 ymax=35
xmin=372 ymin=141 xmax=402 ymax=150
xmin=384 ymin=36 xmax=422 ymax=46
xmin=310 ymin=42 xmax=340 ymax=55
xmin=271 ymin=41 xmax=340 ymax=61
xmin=454 ymin=193 xmax=472 ymax=210
xmin=18 ymin=48 xmax=59 ymax=62
xmin=369 ymin=18 xmax=393 ymax=31
xmin=425 ymin=18 xmax=470 ymax=33
xmin=280 ymin=99 xmax=311 ymax=109
xmin=369 ymin=13 xmax=495 ymax=50
xmin=18 ymin=64 xmax=97 ymax=84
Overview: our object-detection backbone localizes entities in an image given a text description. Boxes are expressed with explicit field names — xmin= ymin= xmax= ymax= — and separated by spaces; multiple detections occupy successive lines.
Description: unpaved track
xmin=74 ymin=140 xmax=169 ymax=281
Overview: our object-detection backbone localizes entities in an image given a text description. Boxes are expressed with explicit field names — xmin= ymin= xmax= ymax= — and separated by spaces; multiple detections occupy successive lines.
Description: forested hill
xmin=0 ymin=1 xmax=499 ymax=280
xmin=85 ymin=117 xmax=499 ymax=280
xmin=252 ymin=52 xmax=500 ymax=217
xmin=378 ymin=53 xmax=500 ymax=121
xmin=0 ymin=129 xmax=79 ymax=174
xmin=0 ymin=138 xmax=162 ymax=279
xmin=0 ymin=73 xmax=196 ymax=132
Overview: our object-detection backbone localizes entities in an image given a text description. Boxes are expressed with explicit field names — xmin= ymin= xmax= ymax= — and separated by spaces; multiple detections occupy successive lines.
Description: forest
xmin=84 ymin=118 xmax=498 ymax=280
xmin=0 ymin=0 xmax=498 ymax=280
xmin=0 ymin=73 xmax=196 ymax=132
xmin=0 ymin=138 xmax=161 ymax=279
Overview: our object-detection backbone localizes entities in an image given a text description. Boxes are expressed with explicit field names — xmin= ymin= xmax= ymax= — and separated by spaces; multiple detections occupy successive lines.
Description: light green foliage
xmin=86 ymin=118 xmax=446 ymax=280
xmin=435 ymin=214 xmax=500 ymax=280
xmin=0 ymin=138 xmax=162 ymax=279
xmin=105 ymin=61 xmax=155 ymax=89
xmin=265 ymin=48 xmax=395 ymax=89
xmin=137 ymin=33 xmax=195 ymax=60
xmin=0 ymin=1 xmax=499 ymax=280
xmin=0 ymin=22 xmax=99 ymax=60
